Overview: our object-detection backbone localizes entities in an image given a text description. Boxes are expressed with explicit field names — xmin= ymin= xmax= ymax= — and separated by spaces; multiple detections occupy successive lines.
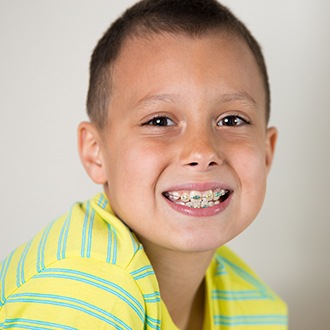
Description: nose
xmin=180 ymin=125 xmax=223 ymax=171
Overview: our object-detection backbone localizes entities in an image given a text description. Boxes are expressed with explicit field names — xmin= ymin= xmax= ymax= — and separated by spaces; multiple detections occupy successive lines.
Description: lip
xmin=162 ymin=182 xmax=233 ymax=217
xmin=164 ymin=182 xmax=232 ymax=192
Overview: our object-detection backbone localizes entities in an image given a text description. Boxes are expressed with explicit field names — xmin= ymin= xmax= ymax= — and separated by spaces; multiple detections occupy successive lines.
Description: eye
xmin=217 ymin=115 xmax=249 ymax=127
xmin=143 ymin=116 xmax=175 ymax=127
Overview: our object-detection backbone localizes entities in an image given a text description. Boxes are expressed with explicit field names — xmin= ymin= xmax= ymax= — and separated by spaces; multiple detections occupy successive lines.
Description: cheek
xmin=106 ymin=140 xmax=167 ymax=192
xmin=126 ymin=142 xmax=165 ymax=174
xmin=231 ymin=141 xmax=268 ymax=195
xmin=227 ymin=142 xmax=268 ymax=232
xmin=104 ymin=141 xmax=168 ymax=231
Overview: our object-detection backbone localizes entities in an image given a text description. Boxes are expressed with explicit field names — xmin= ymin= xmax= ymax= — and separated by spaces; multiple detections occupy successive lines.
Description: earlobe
xmin=77 ymin=122 xmax=107 ymax=184
xmin=265 ymin=126 xmax=278 ymax=173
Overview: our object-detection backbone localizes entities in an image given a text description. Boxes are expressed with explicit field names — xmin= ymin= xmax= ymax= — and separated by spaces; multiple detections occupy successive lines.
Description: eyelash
xmin=142 ymin=115 xmax=175 ymax=127
xmin=141 ymin=114 xmax=250 ymax=128
xmin=217 ymin=115 xmax=250 ymax=127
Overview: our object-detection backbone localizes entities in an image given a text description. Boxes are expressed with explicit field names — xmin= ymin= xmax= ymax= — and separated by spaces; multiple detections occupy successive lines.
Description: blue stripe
xmin=16 ymin=252 xmax=22 ymax=287
xmin=143 ymin=292 xmax=161 ymax=303
xmin=16 ymin=240 xmax=32 ymax=287
xmin=144 ymin=298 xmax=161 ymax=303
xmin=212 ymin=289 xmax=266 ymax=301
xmin=106 ymin=223 xmax=112 ymax=263
xmin=216 ymin=270 xmax=227 ymax=276
xmin=81 ymin=202 xmax=90 ymax=258
xmin=128 ymin=230 xmax=139 ymax=254
xmin=34 ymin=268 xmax=145 ymax=321
xmin=143 ymin=293 xmax=160 ymax=298
xmin=5 ymin=324 xmax=53 ymax=329
xmin=86 ymin=209 xmax=95 ymax=258
xmin=215 ymin=262 xmax=227 ymax=275
xmin=97 ymin=194 xmax=108 ymax=210
xmin=8 ymin=293 xmax=133 ymax=330
xmin=131 ymin=265 xmax=153 ymax=276
xmin=5 ymin=318 xmax=76 ymax=330
xmin=146 ymin=315 xmax=161 ymax=329
xmin=214 ymin=290 xmax=261 ymax=294
xmin=106 ymin=223 xmax=118 ymax=264
xmin=212 ymin=295 xmax=266 ymax=301
xmin=37 ymin=220 xmax=55 ymax=272
xmin=97 ymin=194 xmax=104 ymax=208
xmin=214 ymin=314 xmax=288 ymax=326
xmin=0 ymin=250 xmax=14 ymax=304
xmin=57 ymin=220 xmax=65 ymax=261
xmin=62 ymin=211 xmax=72 ymax=259
xmin=131 ymin=266 xmax=155 ymax=280
xmin=112 ymin=227 xmax=117 ymax=264
xmin=57 ymin=211 xmax=72 ymax=261
xmin=133 ymin=271 xmax=155 ymax=281
xmin=102 ymin=198 xmax=108 ymax=209
xmin=33 ymin=273 xmax=144 ymax=321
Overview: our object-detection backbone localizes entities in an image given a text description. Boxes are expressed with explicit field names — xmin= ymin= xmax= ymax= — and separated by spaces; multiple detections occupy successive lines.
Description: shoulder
xmin=1 ymin=194 xmax=139 ymax=292
xmin=1 ymin=257 xmax=147 ymax=329
xmin=205 ymin=245 xmax=288 ymax=328
xmin=214 ymin=245 xmax=261 ymax=276
xmin=0 ymin=194 xmax=160 ymax=328
xmin=211 ymin=245 xmax=286 ymax=302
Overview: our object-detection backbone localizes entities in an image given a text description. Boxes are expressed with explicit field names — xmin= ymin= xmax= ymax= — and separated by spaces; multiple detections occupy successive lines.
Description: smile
xmin=163 ymin=188 xmax=230 ymax=209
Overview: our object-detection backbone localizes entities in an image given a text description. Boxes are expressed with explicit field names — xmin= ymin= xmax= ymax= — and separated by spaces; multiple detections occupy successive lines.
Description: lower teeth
xmin=185 ymin=200 xmax=220 ymax=208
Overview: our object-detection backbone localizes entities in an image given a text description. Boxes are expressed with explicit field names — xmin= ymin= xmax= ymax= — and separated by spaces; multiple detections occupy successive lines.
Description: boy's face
xmin=89 ymin=33 xmax=276 ymax=253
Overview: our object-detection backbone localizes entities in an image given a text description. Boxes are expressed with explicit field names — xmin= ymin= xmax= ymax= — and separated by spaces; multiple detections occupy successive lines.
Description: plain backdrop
xmin=0 ymin=1 xmax=329 ymax=329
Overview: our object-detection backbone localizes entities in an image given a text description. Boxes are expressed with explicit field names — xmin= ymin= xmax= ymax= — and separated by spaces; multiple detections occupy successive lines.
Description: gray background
xmin=0 ymin=1 xmax=329 ymax=329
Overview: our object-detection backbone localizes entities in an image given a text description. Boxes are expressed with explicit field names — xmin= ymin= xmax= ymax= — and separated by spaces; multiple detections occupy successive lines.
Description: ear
xmin=265 ymin=126 xmax=278 ymax=174
xmin=77 ymin=122 xmax=107 ymax=184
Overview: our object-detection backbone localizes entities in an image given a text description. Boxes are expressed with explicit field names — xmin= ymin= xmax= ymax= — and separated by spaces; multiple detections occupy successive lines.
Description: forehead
xmin=110 ymin=32 xmax=265 ymax=114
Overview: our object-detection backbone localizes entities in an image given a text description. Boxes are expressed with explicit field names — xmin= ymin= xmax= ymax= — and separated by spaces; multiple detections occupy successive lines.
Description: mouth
xmin=162 ymin=188 xmax=232 ymax=209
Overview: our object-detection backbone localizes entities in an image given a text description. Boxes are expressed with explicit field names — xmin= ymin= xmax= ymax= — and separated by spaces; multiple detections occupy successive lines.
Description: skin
xmin=78 ymin=33 xmax=277 ymax=329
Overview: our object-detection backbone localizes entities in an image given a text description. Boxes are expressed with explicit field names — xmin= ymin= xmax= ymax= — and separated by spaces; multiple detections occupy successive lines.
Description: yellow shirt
xmin=0 ymin=193 xmax=287 ymax=329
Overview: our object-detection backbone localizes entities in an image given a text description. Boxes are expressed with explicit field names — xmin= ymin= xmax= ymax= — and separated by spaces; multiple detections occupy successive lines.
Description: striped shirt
xmin=0 ymin=193 xmax=287 ymax=329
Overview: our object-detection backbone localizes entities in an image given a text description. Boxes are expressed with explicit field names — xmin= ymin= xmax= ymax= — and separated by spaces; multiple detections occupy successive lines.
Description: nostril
xmin=188 ymin=161 xmax=217 ymax=167
xmin=189 ymin=162 xmax=199 ymax=166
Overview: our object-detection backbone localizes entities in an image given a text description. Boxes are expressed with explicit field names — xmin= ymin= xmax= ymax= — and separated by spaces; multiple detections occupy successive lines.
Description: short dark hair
xmin=87 ymin=0 xmax=270 ymax=129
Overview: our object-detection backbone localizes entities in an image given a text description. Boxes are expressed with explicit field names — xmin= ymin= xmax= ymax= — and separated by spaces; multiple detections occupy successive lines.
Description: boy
xmin=0 ymin=0 xmax=287 ymax=329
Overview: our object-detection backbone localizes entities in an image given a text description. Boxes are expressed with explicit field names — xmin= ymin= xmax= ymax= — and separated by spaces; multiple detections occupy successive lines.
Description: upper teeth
xmin=165 ymin=189 xmax=228 ymax=208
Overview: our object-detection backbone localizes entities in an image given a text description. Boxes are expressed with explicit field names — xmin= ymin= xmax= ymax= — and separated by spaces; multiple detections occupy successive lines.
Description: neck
xmin=140 ymin=240 xmax=214 ymax=330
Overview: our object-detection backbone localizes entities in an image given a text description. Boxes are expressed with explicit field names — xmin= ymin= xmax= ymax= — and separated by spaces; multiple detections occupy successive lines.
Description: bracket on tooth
xmin=180 ymin=192 xmax=190 ymax=202
xmin=202 ymin=190 xmax=213 ymax=201
xmin=167 ymin=188 xmax=227 ymax=208
xmin=190 ymin=191 xmax=201 ymax=201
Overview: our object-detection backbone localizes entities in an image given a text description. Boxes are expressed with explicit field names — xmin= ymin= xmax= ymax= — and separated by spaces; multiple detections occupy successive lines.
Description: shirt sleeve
xmin=0 ymin=258 xmax=146 ymax=330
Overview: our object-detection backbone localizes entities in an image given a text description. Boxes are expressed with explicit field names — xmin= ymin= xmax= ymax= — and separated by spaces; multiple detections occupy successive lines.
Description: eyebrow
xmin=135 ymin=90 xmax=257 ymax=110
xmin=221 ymin=91 xmax=257 ymax=107
xmin=135 ymin=93 xmax=177 ymax=109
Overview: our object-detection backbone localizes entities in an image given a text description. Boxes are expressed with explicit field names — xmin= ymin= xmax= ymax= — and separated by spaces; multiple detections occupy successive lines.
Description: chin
xmin=167 ymin=231 xmax=230 ymax=253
